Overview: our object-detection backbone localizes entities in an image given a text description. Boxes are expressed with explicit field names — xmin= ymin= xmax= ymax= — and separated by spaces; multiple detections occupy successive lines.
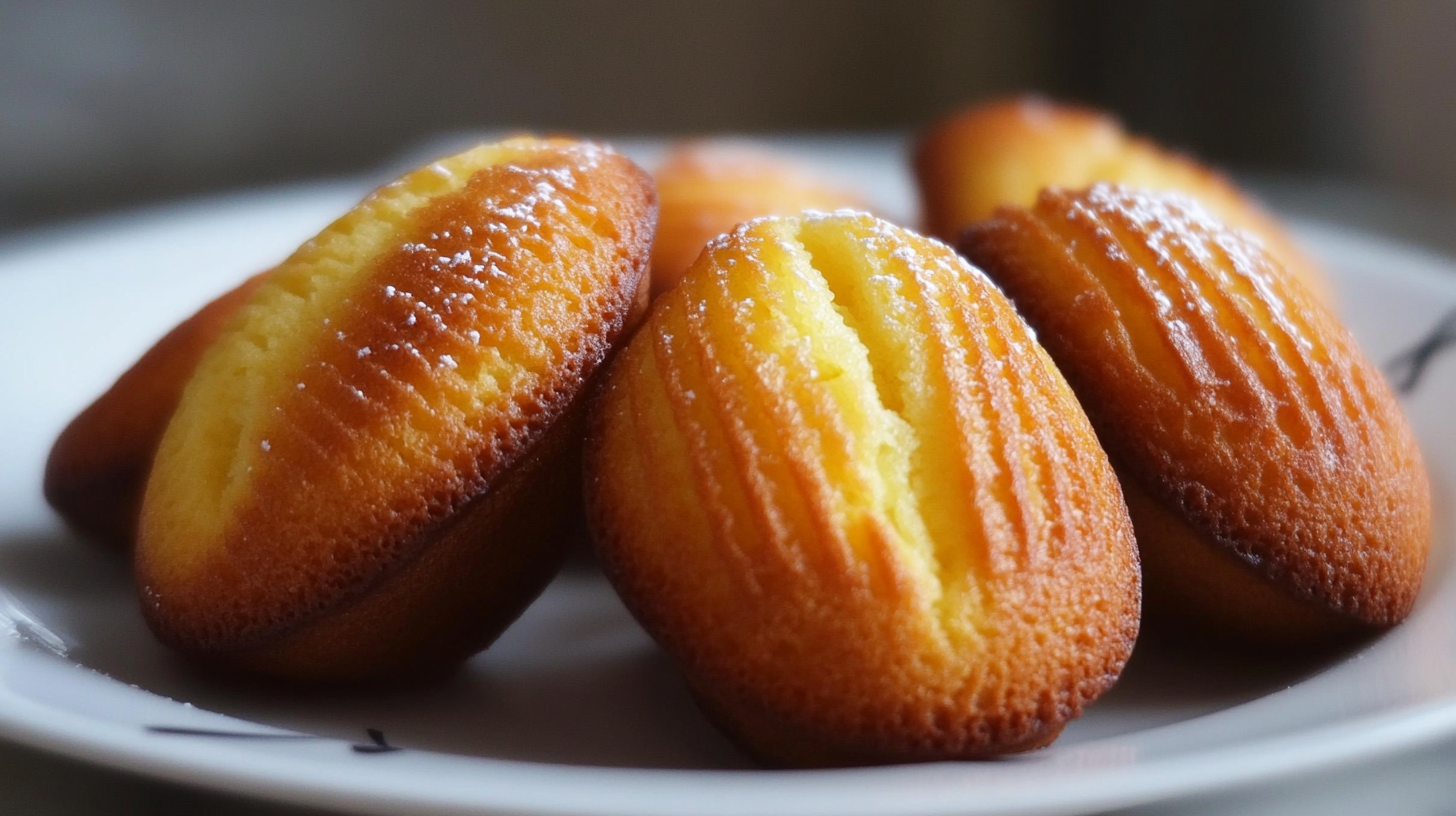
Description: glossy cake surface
xmin=586 ymin=212 xmax=1140 ymax=765
xmin=915 ymin=96 xmax=1330 ymax=301
xmin=137 ymin=137 xmax=655 ymax=681
xmin=960 ymin=184 xmax=1429 ymax=638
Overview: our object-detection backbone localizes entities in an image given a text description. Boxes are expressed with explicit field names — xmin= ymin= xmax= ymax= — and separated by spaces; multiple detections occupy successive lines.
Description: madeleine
xmin=960 ymin=184 xmax=1429 ymax=642
xmin=45 ymin=272 xmax=269 ymax=549
xmin=649 ymin=142 xmax=869 ymax=298
xmin=586 ymin=212 xmax=1139 ymax=766
xmin=915 ymin=96 xmax=1330 ymax=301
xmin=136 ymin=137 xmax=656 ymax=683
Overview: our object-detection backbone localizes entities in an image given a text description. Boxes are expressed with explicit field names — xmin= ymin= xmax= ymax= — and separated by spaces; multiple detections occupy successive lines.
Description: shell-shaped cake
xmin=915 ymin=96 xmax=1330 ymax=301
xmin=137 ymin=137 xmax=656 ymax=682
xmin=45 ymin=272 xmax=269 ymax=550
xmin=585 ymin=212 xmax=1140 ymax=766
xmin=650 ymin=142 xmax=869 ymax=298
xmin=960 ymin=184 xmax=1429 ymax=641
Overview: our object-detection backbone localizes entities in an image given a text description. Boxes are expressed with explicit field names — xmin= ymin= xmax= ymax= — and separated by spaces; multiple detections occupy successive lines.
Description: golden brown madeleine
xmin=136 ymin=137 xmax=655 ymax=683
xmin=586 ymin=212 xmax=1140 ymax=766
xmin=915 ymin=97 xmax=1122 ymax=241
xmin=45 ymin=271 xmax=269 ymax=550
xmin=650 ymin=142 xmax=869 ymax=299
xmin=914 ymin=96 xmax=1331 ymax=302
xmin=960 ymin=185 xmax=1429 ymax=642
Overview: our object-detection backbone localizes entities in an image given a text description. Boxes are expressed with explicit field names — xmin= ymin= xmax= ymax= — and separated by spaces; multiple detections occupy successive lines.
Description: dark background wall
xmin=3 ymin=0 xmax=1453 ymax=231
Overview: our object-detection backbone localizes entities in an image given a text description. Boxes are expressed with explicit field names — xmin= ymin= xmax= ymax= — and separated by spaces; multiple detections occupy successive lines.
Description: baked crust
xmin=136 ymin=137 xmax=655 ymax=682
xmin=915 ymin=96 xmax=1331 ymax=302
xmin=959 ymin=184 xmax=1430 ymax=639
xmin=650 ymin=142 xmax=868 ymax=299
xmin=45 ymin=271 xmax=269 ymax=549
xmin=586 ymin=212 xmax=1140 ymax=765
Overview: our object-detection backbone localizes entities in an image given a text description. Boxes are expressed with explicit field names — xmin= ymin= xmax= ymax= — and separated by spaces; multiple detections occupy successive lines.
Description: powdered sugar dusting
xmin=316 ymin=139 xmax=634 ymax=413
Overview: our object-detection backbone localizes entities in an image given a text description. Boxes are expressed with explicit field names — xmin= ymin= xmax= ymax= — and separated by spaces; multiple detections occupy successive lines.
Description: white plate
xmin=2 ymin=143 xmax=1456 ymax=816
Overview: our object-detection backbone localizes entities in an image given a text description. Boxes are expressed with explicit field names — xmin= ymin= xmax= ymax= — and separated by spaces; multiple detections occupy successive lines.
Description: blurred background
xmin=3 ymin=0 xmax=1455 ymax=249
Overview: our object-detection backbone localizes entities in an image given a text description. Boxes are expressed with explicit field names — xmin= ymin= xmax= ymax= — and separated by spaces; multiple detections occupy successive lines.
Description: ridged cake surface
xmin=586 ymin=211 xmax=1140 ymax=765
xmin=960 ymin=184 xmax=1429 ymax=639
xmin=915 ymin=96 xmax=1330 ymax=301
xmin=137 ymin=137 xmax=656 ymax=681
